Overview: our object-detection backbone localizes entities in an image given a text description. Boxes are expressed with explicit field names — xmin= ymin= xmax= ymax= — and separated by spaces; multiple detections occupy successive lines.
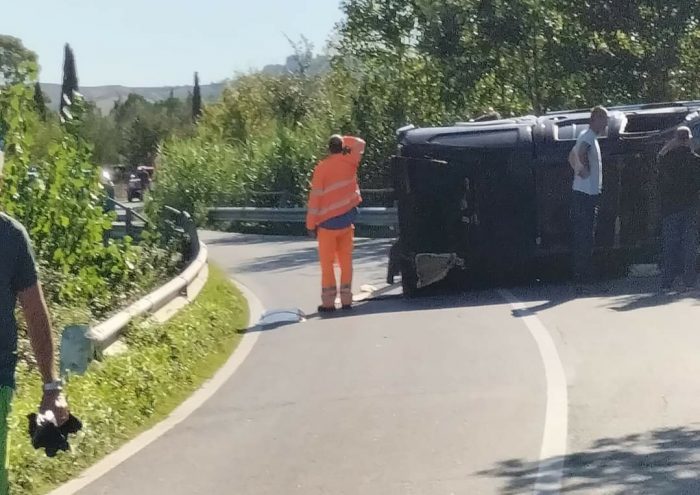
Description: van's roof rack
xmin=545 ymin=108 xmax=593 ymax=116
xmin=545 ymin=101 xmax=700 ymax=116
xmin=454 ymin=119 xmax=517 ymax=126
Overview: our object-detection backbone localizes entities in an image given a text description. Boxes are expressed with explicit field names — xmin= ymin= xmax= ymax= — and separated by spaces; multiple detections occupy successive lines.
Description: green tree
xmin=33 ymin=82 xmax=47 ymax=120
xmin=573 ymin=0 xmax=700 ymax=104
xmin=336 ymin=0 xmax=446 ymax=184
xmin=123 ymin=115 xmax=162 ymax=167
xmin=0 ymin=35 xmax=37 ymax=85
xmin=676 ymin=28 xmax=700 ymax=99
xmin=192 ymin=72 xmax=202 ymax=122
xmin=30 ymin=118 xmax=62 ymax=162
xmin=110 ymin=92 xmax=192 ymax=167
xmin=81 ymin=102 xmax=120 ymax=164
xmin=471 ymin=0 xmax=589 ymax=113
xmin=286 ymin=35 xmax=315 ymax=77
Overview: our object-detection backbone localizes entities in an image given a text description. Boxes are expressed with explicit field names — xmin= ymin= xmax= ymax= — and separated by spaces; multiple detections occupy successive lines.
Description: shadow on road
xmin=300 ymin=290 xmax=510 ymax=322
xmin=238 ymin=277 xmax=700 ymax=332
xmin=204 ymin=231 xmax=700 ymax=315
xmin=346 ymin=277 xmax=698 ymax=321
xmin=233 ymin=238 xmax=394 ymax=273
xmin=202 ymin=233 xmax=307 ymax=246
xmin=511 ymin=277 xmax=700 ymax=316
xmin=479 ymin=425 xmax=700 ymax=494
xmin=607 ymin=288 xmax=700 ymax=312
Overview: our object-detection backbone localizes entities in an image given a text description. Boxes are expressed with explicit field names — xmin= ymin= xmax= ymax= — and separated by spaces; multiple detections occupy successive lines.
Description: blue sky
xmin=2 ymin=0 xmax=342 ymax=87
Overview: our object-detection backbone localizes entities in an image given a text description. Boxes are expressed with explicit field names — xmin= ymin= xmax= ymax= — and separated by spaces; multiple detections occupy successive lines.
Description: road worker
xmin=306 ymin=134 xmax=366 ymax=313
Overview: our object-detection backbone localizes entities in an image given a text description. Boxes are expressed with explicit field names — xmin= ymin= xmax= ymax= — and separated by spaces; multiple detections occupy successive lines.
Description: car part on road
xmin=415 ymin=253 xmax=465 ymax=289
xmin=258 ymin=309 xmax=306 ymax=328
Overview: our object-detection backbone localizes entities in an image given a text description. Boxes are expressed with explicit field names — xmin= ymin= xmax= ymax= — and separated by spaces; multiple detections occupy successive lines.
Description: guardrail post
xmin=180 ymin=210 xmax=199 ymax=260
xmin=59 ymin=324 xmax=95 ymax=376
xmin=125 ymin=208 xmax=133 ymax=238
xmin=277 ymin=191 xmax=291 ymax=208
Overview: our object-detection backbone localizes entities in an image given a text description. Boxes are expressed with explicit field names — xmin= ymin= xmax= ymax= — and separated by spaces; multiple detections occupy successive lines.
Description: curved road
xmin=72 ymin=232 xmax=700 ymax=494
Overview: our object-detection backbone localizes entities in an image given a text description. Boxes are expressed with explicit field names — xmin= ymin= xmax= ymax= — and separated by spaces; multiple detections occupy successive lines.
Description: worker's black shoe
xmin=317 ymin=305 xmax=336 ymax=313
xmin=341 ymin=304 xmax=352 ymax=311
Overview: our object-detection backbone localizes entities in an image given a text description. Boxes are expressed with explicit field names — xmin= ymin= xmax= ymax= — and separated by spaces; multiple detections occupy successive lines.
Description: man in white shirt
xmin=571 ymin=106 xmax=608 ymax=284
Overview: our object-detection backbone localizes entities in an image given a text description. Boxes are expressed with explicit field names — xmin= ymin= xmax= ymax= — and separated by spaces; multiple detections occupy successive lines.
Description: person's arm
xmin=13 ymin=229 xmax=69 ymax=425
xmin=690 ymin=138 xmax=700 ymax=155
xmin=343 ymin=136 xmax=366 ymax=155
xmin=18 ymin=285 xmax=68 ymax=425
xmin=342 ymin=136 xmax=366 ymax=169
xmin=306 ymin=166 xmax=323 ymax=235
xmin=692 ymin=155 xmax=700 ymax=192
xmin=576 ymin=142 xmax=591 ymax=175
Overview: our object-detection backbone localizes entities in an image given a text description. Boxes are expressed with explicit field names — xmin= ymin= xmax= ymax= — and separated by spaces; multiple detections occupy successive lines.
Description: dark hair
xmin=328 ymin=135 xmax=343 ymax=154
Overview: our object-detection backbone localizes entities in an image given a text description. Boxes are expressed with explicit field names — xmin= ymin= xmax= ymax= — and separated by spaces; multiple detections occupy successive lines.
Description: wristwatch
xmin=43 ymin=380 xmax=64 ymax=392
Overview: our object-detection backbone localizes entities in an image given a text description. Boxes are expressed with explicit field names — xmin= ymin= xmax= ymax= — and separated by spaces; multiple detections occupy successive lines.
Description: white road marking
xmin=48 ymin=278 xmax=265 ymax=495
xmin=499 ymin=289 xmax=568 ymax=495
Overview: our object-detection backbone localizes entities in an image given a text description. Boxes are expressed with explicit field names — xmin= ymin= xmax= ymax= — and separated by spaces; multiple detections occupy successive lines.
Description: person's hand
xmin=307 ymin=229 xmax=317 ymax=239
xmin=40 ymin=390 xmax=69 ymax=426
xmin=576 ymin=163 xmax=591 ymax=179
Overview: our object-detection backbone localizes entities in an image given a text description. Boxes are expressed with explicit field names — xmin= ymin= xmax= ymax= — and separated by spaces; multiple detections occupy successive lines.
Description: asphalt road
xmin=73 ymin=232 xmax=700 ymax=495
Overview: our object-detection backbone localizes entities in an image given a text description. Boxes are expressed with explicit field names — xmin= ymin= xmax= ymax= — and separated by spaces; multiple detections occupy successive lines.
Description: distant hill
xmin=39 ymin=54 xmax=330 ymax=114
xmin=40 ymin=82 xmax=227 ymax=114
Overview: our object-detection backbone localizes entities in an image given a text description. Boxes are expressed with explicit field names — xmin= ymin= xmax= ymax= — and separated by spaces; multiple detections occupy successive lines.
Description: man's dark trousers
xmin=661 ymin=208 xmax=698 ymax=288
xmin=572 ymin=191 xmax=599 ymax=283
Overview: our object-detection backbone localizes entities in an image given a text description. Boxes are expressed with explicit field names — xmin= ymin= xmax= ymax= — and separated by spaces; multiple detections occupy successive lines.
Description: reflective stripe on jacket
xmin=306 ymin=136 xmax=365 ymax=230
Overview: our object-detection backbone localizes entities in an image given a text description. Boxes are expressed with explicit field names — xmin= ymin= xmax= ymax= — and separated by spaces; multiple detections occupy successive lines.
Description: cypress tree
xmin=60 ymin=43 xmax=79 ymax=120
xmin=192 ymin=72 xmax=202 ymax=122
xmin=33 ymin=82 xmax=47 ymax=121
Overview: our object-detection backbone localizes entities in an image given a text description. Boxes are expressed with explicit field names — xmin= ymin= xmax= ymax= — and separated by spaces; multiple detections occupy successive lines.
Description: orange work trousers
xmin=317 ymin=226 xmax=354 ymax=308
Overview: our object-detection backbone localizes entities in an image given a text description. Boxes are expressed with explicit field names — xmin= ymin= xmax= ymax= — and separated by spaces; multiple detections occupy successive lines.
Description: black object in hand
xmin=27 ymin=413 xmax=82 ymax=457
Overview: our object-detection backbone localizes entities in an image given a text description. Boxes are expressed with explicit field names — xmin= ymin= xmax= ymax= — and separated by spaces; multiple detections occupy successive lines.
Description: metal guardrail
xmin=87 ymin=239 xmax=207 ymax=350
xmin=106 ymin=196 xmax=148 ymax=240
xmin=60 ymin=206 xmax=208 ymax=375
xmin=208 ymin=206 xmax=399 ymax=227
xmin=163 ymin=206 xmax=200 ymax=261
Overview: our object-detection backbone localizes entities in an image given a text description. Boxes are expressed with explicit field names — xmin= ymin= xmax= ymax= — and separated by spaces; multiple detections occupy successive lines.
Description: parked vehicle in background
xmin=101 ymin=169 xmax=115 ymax=199
xmin=127 ymin=166 xmax=154 ymax=202
xmin=100 ymin=168 xmax=116 ymax=212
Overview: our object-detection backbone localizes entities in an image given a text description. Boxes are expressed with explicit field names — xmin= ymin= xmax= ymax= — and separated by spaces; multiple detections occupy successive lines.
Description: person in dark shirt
xmin=658 ymin=126 xmax=700 ymax=290
xmin=0 ymin=150 xmax=69 ymax=491
xmin=136 ymin=166 xmax=151 ymax=191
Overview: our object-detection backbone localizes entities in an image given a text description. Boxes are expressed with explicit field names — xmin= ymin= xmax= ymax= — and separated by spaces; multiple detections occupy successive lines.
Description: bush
xmin=148 ymin=70 xmax=352 ymax=226
xmin=147 ymin=136 xmax=246 ymax=224
xmin=8 ymin=265 xmax=248 ymax=494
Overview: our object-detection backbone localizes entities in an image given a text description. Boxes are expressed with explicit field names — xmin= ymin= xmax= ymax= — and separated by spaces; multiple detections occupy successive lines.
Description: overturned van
xmin=390 ymin=102 xmax=700 ymax=295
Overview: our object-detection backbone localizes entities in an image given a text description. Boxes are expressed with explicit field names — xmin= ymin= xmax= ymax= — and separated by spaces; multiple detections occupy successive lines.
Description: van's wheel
xmin=400 ymin=255 xmax=418 ymax=298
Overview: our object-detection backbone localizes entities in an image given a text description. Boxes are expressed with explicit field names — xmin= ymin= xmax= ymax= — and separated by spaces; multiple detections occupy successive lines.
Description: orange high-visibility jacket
xmin=306 ymin=136 xmax=366 ymax=230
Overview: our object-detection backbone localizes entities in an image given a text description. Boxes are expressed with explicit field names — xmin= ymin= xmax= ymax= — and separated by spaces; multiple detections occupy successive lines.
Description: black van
xmin=390 ymin=102 xmax=700 ymax=295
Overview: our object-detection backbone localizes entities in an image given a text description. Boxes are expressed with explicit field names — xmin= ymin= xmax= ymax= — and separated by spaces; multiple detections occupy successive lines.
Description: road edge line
xmin=47 ymin=277 xmax=265 ymax=495
xmin=498 ymin=289 xmax=568 ymax=495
